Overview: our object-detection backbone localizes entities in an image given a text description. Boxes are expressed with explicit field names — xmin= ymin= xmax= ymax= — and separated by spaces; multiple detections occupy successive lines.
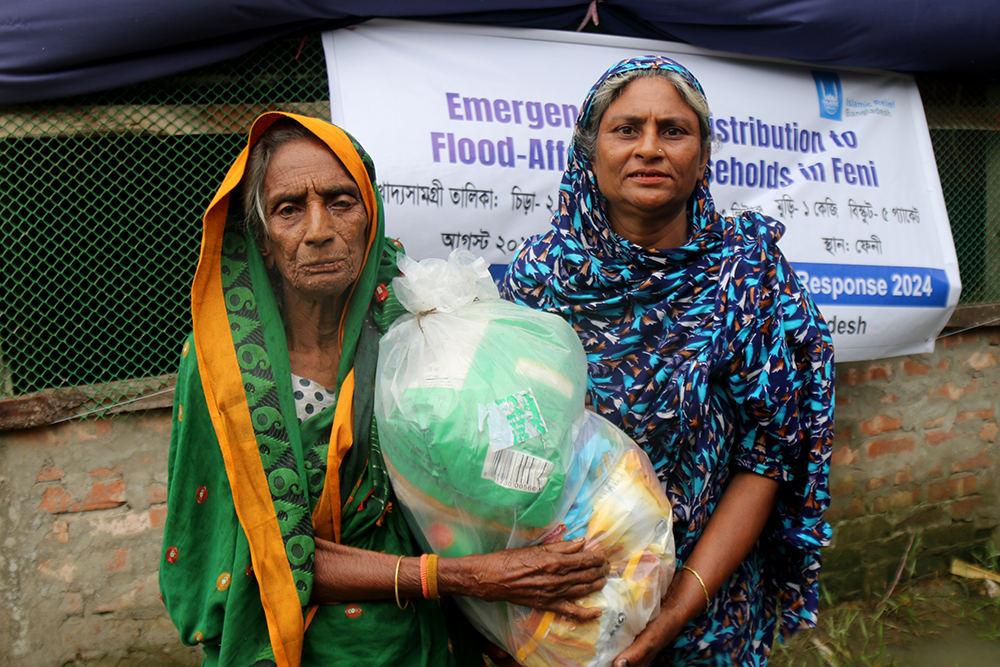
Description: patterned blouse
xmin=501 ymin=55 xmax=834 ymax=666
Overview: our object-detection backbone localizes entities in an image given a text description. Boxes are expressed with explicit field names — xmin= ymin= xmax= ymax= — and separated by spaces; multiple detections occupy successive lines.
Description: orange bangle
xmin=426 ymin=554 xmax=439 ymax=599
xmin=420 ymin=554 xmax=430 ymax=599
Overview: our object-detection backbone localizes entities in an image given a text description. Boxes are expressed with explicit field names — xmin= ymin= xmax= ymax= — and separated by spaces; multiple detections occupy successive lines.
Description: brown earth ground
xmin=73 ymin=571 xmax=1000 ymax=666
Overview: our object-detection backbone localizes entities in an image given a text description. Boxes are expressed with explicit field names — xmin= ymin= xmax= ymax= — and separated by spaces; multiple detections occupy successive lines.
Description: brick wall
xmin=1 ymin=329 xmax=999 ymax=664
xmin=0 ymin=413 xmax=198 ymax=666
xmin=824 ymin=328 xmax=1000 ymax=599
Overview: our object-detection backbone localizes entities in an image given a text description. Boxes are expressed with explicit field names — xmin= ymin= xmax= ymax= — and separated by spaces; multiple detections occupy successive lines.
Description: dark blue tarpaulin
xmin=2 ymin=1 xmax=999 ymax=105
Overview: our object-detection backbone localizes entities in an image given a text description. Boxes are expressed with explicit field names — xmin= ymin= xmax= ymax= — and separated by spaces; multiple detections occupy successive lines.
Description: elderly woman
xmin=159 ymin=112 xmax=609 ymax=667
xmin=502 ymin=57 xmax=834 ymax=666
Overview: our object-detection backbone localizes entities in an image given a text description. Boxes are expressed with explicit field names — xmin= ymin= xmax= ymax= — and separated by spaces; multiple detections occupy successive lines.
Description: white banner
xmin=323 ymin=20 xmax=960 ymax=362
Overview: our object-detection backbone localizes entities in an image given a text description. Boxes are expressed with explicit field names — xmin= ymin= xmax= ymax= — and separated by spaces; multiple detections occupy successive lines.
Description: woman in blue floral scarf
xmin=502 ymin=56 xmax=835 ymax=667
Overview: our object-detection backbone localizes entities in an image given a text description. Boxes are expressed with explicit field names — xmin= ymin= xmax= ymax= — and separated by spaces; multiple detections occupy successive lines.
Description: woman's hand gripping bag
xmin=374 ymin=250 xmax=675 ymax=667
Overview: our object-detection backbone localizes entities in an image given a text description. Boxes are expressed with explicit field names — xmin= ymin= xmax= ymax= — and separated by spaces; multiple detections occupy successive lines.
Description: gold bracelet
xmin=394 ymin=555 xmax=409 ymax=610
xmin=681 ymin=565 xmax=711 ymax=612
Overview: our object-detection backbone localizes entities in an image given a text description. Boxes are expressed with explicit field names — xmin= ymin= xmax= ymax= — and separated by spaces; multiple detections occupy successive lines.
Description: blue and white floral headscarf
xmin=503 ymin=56 xmax=834 ymax=664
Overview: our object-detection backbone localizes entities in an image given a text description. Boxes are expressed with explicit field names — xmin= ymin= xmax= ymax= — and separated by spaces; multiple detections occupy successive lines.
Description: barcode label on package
xmin=482 ymin=448 xmax=554 ymax=493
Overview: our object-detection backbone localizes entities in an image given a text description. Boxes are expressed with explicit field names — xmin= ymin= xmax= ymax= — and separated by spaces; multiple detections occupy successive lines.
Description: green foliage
xmin=773 ymin=577 xmax=1000 ymax=667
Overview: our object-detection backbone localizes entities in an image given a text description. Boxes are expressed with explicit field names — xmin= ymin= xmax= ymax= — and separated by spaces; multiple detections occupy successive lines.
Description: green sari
xmin=159 ymin=112 xmax=474 ymax=667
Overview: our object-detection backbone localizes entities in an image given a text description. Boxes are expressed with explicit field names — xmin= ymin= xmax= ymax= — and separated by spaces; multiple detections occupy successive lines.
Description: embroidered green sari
xmin=159 ymin=112 xmax=474 ymax=667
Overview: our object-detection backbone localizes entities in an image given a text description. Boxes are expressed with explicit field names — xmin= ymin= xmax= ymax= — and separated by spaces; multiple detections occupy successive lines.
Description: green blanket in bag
xmin=375 ymin=298 xmax=591 ymax=554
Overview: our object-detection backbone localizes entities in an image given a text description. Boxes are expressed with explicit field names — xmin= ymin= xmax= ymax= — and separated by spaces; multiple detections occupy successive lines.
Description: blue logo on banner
xmin=792 ymin=263 xmax=949 ymax=308
xmin=812 ymin=71 xmax=843 ymax=121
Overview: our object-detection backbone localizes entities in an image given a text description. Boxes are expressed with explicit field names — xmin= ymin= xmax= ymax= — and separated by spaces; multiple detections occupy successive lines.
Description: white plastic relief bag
xmin=374 ymin=250 xmax=676 ymax=667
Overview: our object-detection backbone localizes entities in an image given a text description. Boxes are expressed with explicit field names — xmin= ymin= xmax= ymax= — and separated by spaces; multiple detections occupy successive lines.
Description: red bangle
xmin=420 ymin=553 xmax=430 ymax=599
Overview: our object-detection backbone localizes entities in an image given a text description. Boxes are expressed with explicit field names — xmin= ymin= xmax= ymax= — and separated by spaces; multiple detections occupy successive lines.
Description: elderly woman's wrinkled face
xmin=261 ymin=136 xmax=369 ymax=302
xmin=591 ymin=76 xmax=709 ymax=237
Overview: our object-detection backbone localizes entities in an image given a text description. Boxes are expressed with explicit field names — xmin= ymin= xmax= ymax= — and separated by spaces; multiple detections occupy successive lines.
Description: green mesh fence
xmin=0 ymin=35 xmax=330 ymax=414
xmin=921 ymin=78 xmax=1000 ymax=307
xmin=0 ymin=41 xmax=998 ymax=417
